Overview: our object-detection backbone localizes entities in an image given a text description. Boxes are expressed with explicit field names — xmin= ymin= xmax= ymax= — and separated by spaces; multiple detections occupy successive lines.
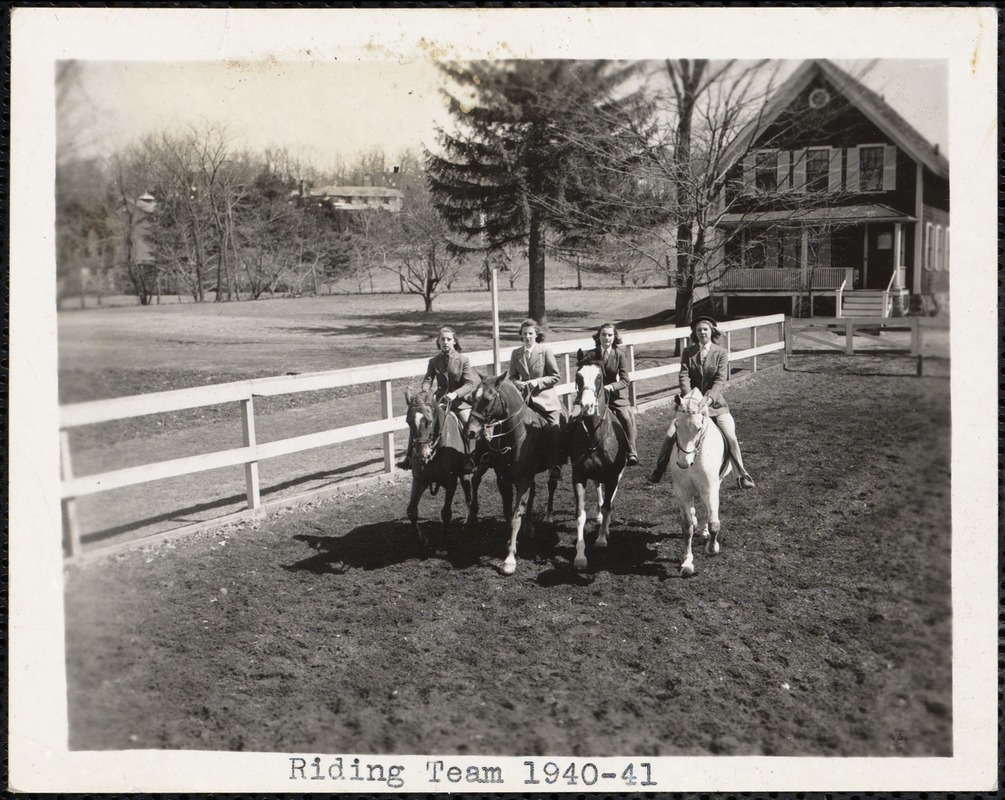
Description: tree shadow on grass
xmin=284 ymin=306 xmax=669 ymax=347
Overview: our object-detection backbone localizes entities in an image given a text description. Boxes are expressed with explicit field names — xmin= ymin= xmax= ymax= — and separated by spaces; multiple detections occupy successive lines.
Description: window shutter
xmin=776 ymin=151 xmax=790 ymax=191
xmin=882 ymin=145 xmax=897 ymax=190
xmin=792 ymin=148 xmax=807 ymax=192
xmin=828 ymin=147 xmax=842 ymax=193
xmin=742 ymin=154 xmax=755 ymax=195
xmin=846 ymin=148 xmax=860 ymax=192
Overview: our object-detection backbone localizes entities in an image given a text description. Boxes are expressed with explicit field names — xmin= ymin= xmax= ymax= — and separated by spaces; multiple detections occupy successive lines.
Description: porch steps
xmin=839 ymin=290 xmax=892 ymax=318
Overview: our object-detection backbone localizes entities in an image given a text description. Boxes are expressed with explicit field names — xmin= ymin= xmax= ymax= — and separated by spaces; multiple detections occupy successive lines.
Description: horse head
xmin=573 ymin=359 xmax=605 ymax=417
xmin=404 ymin=388 xmax=440 ymax=466
xmin=465 ymin=373 xmax=519 ymax=443
xmin=673 ymin=388 xmax=711 ymax=470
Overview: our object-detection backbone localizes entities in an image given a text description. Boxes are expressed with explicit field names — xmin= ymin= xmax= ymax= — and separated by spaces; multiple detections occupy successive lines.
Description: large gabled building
xmin=713 ymin=59 xmax=949 ymax=317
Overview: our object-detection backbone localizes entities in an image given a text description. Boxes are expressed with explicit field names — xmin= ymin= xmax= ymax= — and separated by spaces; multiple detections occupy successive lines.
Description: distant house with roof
xmin=291 ymin=179 xmax=403 ymax=213
xmin=713 ymin=59 xmax=948 ymax=317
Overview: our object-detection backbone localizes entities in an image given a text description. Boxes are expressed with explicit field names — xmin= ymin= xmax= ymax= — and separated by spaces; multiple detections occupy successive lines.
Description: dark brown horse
xmin=463 ymin=375 xmax=563 ymax=575
xmin=567 ymin=353 xmax=629 ymax=570
xmin=403 ymin=388 xmax=477 ymax=548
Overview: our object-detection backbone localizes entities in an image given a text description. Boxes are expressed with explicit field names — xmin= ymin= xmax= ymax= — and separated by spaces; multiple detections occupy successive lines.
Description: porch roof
xmin=718 ymin=204 xmax=916 ymax=227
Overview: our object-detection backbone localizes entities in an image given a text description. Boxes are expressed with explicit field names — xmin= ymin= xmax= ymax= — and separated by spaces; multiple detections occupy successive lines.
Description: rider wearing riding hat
xmin=649 ymin=314 xmax=756 ymax=488
xmin=397 ymin=326 xmax=479 ymax=471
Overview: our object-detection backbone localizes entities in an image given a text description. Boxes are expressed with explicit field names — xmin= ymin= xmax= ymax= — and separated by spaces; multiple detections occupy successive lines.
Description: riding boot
xmin=648 ymin=434 xmax=675 ymax=484
xmin=718 ymin=424 xmax=755 ymax=489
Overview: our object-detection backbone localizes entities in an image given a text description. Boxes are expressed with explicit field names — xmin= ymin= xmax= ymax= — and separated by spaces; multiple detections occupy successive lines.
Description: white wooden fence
xmin=60 ymin=313 xmax=786 ymax=555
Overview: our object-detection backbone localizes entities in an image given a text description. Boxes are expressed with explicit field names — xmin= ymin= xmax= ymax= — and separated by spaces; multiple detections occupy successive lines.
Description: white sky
xmin=64 ymin=57 xmax=948 ymax=171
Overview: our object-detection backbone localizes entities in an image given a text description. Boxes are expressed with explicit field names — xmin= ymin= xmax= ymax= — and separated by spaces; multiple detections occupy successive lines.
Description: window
xmin=755 ymin=150 xmax=777 ymax=192
xmin=805 ymin=148 xmax=830 ymax=192
xmin=859 ymin=145 xmax=885 ymax=191
xmin=924 ymin=222 xmax=934 ymax=270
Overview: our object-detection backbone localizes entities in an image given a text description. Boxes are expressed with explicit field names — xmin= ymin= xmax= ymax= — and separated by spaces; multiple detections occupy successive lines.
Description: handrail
xmin=60 ymin=313 xmax=787 ymax=555
xmin=835 ymin=277 xmax=848 ymax=319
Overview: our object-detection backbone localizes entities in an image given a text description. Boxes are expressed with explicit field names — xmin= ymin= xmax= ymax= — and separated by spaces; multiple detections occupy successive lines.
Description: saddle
xmin=438 ymin=408 xmax=468 ymax=454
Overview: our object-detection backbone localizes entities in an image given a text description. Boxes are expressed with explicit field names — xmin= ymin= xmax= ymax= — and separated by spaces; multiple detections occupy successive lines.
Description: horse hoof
xmin=680 ymin=563 xmax=694 ymax=577
xmin=595 ymin=538 xmax=608 ymax=549
xmin=573 ymin=555 xmax=588 ymax=571
xmin=502 ymin=561 xmax=516 ymax=576
xmin=705 ymin=541 xmax=720 ymax=556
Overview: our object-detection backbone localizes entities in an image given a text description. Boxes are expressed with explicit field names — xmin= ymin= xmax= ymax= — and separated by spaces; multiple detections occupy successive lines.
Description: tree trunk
xmin=527 ymin=212 xmax=547 ymax=324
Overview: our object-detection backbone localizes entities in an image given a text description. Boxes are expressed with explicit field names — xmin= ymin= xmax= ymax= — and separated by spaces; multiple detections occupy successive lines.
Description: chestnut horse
xmin=668 ymin=388 xmax=732 ymax=576
xmin=464 ymin=375 xmax=563 ymax=575
xmin=567 ymin=355 xmax=629 ymax=570
xmin=403 ymin=388 xmax=477 ymax=548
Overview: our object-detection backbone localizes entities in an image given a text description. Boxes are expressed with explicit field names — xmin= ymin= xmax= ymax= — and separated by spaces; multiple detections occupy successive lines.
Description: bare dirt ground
xmin=64 ymin=353 xmax=952 ymax=757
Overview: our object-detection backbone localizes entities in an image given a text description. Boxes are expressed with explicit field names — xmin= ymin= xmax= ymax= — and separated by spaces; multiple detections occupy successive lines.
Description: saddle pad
xmin=440 ymin=411 xmax=466 ymax=453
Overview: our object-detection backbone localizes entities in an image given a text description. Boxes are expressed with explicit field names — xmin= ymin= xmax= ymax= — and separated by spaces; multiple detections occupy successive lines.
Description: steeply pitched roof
xmin=723 ymin=60 xmax=948 ymax=180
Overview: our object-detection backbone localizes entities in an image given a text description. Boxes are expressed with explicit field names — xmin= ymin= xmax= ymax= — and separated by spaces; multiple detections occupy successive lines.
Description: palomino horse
xmin=568 ymin=355 xmax=629 ymax=570
xmin=668 ymin=388 xmax=732 ymax=576
xmin=403 ymin=388 xmax=475 ymax=549
xmin=464 ymin=374 xmax=563 ymax=576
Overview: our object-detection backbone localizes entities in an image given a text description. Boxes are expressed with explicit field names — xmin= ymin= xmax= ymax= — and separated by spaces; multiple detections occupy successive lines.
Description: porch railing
xmin=719 ymin=267 xmax=853 ymax=290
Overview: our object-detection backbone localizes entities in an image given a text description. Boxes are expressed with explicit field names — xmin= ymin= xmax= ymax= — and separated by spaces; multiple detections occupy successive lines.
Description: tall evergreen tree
xmin=426 ymin=60 xmax=657 ymax=324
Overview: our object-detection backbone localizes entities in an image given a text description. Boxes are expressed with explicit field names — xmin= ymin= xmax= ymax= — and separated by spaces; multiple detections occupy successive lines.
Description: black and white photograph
xmin=8 ymin=6 xmax=998 ymax=794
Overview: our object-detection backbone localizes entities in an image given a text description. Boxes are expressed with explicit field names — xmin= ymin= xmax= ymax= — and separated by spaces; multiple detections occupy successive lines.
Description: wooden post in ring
xmin=240 ymin=397 xmax=262 ymax=511
xmin=380 ymin=379 xmax=396 ymax=474
xmin=627 ymin=344 xmax=637 ymax=407
xmin=845 ymin=318 xmax=855 ymax=354
xmin=783 ymin=318 xmax=792 ymax=370
xmin=725 ymin=331 xmax=732 ymax=380
xmin=563 ymin=353 xmax=573 ymax=414
xmin=751 ymin=326 xmax=758 ymax=372
xmin=60 ymin=429 xmax=81 ymax=557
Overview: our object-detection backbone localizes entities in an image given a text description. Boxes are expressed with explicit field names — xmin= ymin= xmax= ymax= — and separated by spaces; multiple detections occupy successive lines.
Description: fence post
xmin=563 ymin=353 xmax=573 ymax=414
xmin=240 ymin=397 xmax=262 ymax=511
xmin=380 ymin=379 xmax=396 ymax=474
xmin=724 ymin=332 xmax=732 ymax=380
xmin=60 ymin=429 xmax=81 ymax=557
xmin=751 ymin=326 xmax=758 ymax=373
xmin=845 ymin=318 xmax=855 ymax=354
xmin=783 ymin=318 xmax=792 ymax=370
xmin=909 ymin=316 xmax=921 ymax=355
xmin=627 ymin=344 xmax=637 ymax=406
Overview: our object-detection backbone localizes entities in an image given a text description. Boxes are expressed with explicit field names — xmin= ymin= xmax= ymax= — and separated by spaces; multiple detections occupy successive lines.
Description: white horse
xmin=669 ymin=388 xmax=733 ymax=577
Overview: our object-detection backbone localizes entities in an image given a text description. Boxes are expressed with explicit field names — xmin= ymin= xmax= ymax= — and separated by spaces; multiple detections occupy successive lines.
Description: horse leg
xmin=498 ymin=474 xmax=514 ymax=521
xmin=465 ymin=464 xmax=485 ymax=530
xmin=594 ymin=482 xmax=604 ymax=525
xmin=678 ymin=492 xmax=698 ymax=577
xmin=407 ymin=476 xmax=428 ymax=548
xmin=596 ymin=477 xmax=620 ymax=549
xmin=544 ymin=465 xmax=560 ymax=524
xmin=440 ymin=476 xmax=458 ymax=541
xmin=573 ymin=478 xmax=588 ymax=570
xmin=704 ymin=484 xmax=722 ymax=557
xmin=524 ymin=480 xmax=537 ymax=541
xmin=503 ymin=481 xmax=532 ymax=576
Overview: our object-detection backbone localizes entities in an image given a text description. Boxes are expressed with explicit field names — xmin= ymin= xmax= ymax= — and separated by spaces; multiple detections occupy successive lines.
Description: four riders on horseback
xmin=398 ymin=314 xmax=755 ymax=490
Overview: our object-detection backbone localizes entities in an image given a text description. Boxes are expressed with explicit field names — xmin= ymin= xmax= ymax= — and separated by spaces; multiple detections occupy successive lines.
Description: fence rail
xmin=60 ymin=314 xmax=786 ymax=555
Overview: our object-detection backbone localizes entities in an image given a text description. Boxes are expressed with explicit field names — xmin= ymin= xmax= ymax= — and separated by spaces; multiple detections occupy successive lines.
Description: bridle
xmin=675 ymin=408 xmax=710 ymax=459
xmin=467 ymin=384 xmax=525 ymax=449
xmin=572 ymin=370 xmax=612 ymax=461
xmin=407 ymin=399 xmax=443 ymax=462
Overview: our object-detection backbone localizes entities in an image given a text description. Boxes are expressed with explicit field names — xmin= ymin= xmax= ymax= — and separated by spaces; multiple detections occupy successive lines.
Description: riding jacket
xmin=590 ymin=346 xmax=632 ymax=409
xmin=508 ymin=344 xmax=561 ymax=423
xmin=679 ymin=341 xmax=730 ymax=416
xmin=421 ymin=351 xmax=479 ymax=407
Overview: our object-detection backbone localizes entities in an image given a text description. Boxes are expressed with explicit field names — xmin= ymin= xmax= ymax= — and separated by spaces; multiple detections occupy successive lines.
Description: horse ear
xmin=404 ymin=388 xmax=413 ymax=404
xmin=673 ymin=393 xmax=682 ymax=409
xmin=576 ymin=348 xmax=584 ymax=364
xmin=493 ymin=373 xmax=507 ymax=387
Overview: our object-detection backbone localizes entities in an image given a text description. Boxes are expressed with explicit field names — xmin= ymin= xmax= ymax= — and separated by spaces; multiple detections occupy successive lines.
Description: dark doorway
xmin=865 ymin=224 xmax=894 ymax=289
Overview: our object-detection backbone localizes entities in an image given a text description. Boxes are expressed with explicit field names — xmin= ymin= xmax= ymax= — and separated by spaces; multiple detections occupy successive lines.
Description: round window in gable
xmin=808 ymin=88 xmax=831 ymax=109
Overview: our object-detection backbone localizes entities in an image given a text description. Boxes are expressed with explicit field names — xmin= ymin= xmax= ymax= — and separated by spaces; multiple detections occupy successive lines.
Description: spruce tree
xmin=426 ymin=60 xmax=657 ymax=324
